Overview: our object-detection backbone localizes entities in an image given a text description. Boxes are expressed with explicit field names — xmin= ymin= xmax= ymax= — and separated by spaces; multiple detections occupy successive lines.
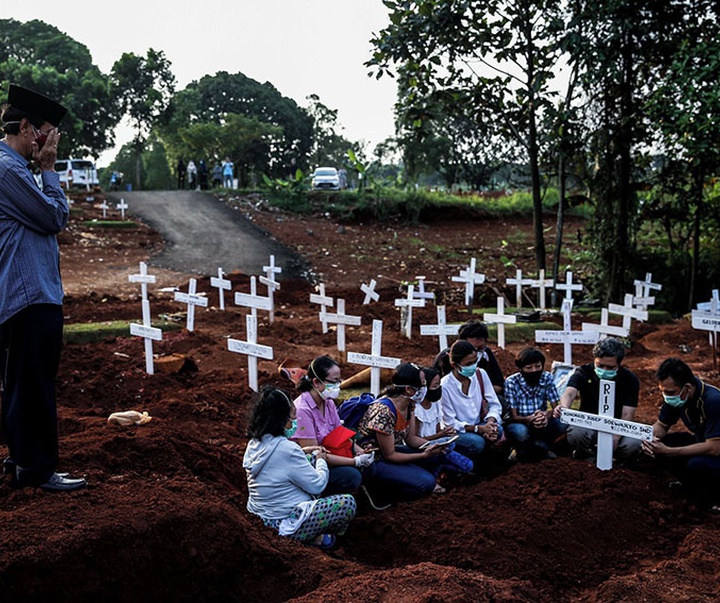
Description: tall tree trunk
xmin=552 ymin=153 xmax=566 ymax=307
xmin=529 ymin=111 xmax=546 ymax=271
xmin=688 ymin=166 xmax=703 ymax=311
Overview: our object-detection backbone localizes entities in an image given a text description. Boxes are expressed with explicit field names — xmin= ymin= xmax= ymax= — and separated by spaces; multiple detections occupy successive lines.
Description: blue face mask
xmin=663 ymin=386 xmax=688 ymax=408
xmin=594 ymin=367 xmax=618 ymax=380
xmin=284 ymin=419 xmax=298 ymax=439
xmin=458 ymin=362 xmax=478 ymax=378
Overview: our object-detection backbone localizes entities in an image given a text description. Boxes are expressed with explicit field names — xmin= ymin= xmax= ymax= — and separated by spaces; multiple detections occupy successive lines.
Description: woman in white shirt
xmin=440 ymin=340 xmax=504 ymax=462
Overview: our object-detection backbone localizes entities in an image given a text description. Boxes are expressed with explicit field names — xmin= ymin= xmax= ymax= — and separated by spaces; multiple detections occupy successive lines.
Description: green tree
xmin=644 ymin=0 xmax=720 ymax=309
xmin=0 ymin=18 xmax=119 ymax=158
xmin=164 ymin=71 xmax=313 ymax=179
xmin=111 ymin=49 xmax=175 ymax=189
xmin=368 ymin=0 xmax=567 ymax=271
xmin=305 ymin=93 xmax=359 ymax=169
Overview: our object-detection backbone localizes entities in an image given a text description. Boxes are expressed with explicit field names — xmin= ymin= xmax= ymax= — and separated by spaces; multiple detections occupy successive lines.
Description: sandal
xmin=433 ymin=483 xmax=447 ymax=494
xmin=310 ymin=533 xmax=336 ymax=550
xmin=707 ymin=504 xmax=720 ymax=515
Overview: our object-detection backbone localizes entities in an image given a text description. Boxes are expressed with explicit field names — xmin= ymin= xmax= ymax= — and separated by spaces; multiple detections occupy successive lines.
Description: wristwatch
xmin=473 ymin=424 xmax=479 ymax=434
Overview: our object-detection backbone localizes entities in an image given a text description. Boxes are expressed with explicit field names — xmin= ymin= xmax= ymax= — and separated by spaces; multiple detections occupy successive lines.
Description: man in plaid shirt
xmin=504 ymin=347 xmax=566 ymax=460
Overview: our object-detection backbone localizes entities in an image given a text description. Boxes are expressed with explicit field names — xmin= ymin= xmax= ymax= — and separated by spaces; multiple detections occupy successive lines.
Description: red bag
xmin=321 ymin=425 xmax=356 ymax=458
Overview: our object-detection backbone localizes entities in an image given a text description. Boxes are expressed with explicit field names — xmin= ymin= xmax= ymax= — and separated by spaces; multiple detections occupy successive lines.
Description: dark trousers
xmin=659 ymin=432 xmax=720 ymax=503
xmin=0 ymin=304 xmax=62 ymax=484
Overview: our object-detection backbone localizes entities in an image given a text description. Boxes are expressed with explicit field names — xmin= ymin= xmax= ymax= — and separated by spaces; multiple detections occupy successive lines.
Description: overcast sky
xmin=10 ymin=1 xmax=398 ymax=167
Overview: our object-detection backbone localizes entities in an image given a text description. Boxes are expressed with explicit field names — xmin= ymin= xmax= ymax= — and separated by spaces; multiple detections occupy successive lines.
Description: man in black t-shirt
xmin=553 ymin=337 xmax=641 ymax=461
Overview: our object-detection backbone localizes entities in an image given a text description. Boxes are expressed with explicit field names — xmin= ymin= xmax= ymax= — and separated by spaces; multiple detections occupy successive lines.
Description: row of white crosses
xmin=98 ymin=199 xmax=128 ymax=219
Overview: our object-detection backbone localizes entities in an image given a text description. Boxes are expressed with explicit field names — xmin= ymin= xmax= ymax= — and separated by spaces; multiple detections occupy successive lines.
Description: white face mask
xmin=409 ymin=386 xmax=427 ymax=403
xmin=318 ymin=382 xmax=341 ymax=401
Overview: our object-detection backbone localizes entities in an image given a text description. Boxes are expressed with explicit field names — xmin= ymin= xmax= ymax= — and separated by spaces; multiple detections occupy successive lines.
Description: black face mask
xmin=522 ymin=370 xmax=542 ymax=386
xmin=426 ymin=386 xmax=442 ymax=402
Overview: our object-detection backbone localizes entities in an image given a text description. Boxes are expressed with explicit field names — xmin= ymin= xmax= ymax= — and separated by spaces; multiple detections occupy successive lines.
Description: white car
xmin=55 ymin=158 xmax=99 ymax=189
xmin=311 ymin=167 xmax=340 ymax=190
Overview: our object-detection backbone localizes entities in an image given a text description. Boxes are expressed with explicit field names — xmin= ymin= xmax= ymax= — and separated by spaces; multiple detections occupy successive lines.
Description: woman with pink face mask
xmin=292 ymin=355 xmax=374 ymax=496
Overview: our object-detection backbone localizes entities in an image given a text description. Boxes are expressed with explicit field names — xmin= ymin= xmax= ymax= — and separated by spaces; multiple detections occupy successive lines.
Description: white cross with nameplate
xmin=116 ymin=198 xmax=128 ymax=219
xmin=633 ymin=273 xmax=662 ymax=310
xmin=174 ymin=278 xmax=208 ymax=331
xmin=535 ymin=299 xmax=599 ymax=364
xmin=581 ymin=307 xmax=629 ymax=339
xmin=310 ymin=284 xmax=334 ymax=334
xmin=210 ymin=267 xmax=232 ymax=311
xmin=260 ymin=255 xmax=282 ymax=323
xmin=420 ymin=305 xmax=461 ymax=353
xmin=413 ymin=276 xmax=434 ymax=304
xmin=99 ymin=200 xmax=109 ymax=219
xmin=128 ymin=261 xmax=156 ymax=301
xmin=506 ymin=269 xmax=533 ymax=309
xmin=452 ymin=258 xmax=486 ymax=308
xmin=608 ymin=293 xmax=648 ymax=333
xmin=691 ymin=290 xmax=720 ymax=369
xmin=347 ymin=319 xmax=401 ymax=396
xmin=530 ymin=269 xmax=555 ymax=310
xmin=484 ymin=297 xmax=517 ymax=349
xmin=555 ymin=271 xmax=583 ymax=301
xmin=361 ymin=279 xmax=380 ymax=305
xmin=394 ymin=284 xmax=425 ymax=338
xmin=324 ymin=298 xmax=361 ymax=353
xmin=235 ymin=276 xmax=272 ymax=320
xmin=227 ymin=314 xmax=274 ymax=392
xmin=129 ymin=298 xmax=163 ymax=375
xmin=559 ymin=380 xmax=653 ymax=471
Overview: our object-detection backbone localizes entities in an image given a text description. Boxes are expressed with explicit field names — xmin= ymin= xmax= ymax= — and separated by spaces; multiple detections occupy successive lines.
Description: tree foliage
xmin=162 ymin=71 xmax=313 ymax=181
xmin=0 ymin=18 xmax=119 ymax=159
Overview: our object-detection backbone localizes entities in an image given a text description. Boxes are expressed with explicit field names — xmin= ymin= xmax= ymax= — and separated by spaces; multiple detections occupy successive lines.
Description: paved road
xmin=106 ymin=190 xmax=307 ymax=279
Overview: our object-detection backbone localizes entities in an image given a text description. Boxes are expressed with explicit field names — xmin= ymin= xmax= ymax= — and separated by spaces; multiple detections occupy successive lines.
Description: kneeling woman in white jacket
xmin=243 ymin=387 xmax=357 ymax=549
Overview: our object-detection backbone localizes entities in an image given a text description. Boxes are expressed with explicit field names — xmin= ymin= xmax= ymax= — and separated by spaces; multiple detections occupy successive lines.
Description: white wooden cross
xmin=412 ymin=276 xmax=434 ymax=305
xmin=128 ymin=261 xmax=156 ymax=301
xmin=506 ymin=269 xmax=533 ymax=309
xmin=116 ymin=198 xmax=128 ymax=219
xmin=608 ymin=293 xmax=648 ymax=333
xmin=129 ymin=298 xmax=163 ymax=375
xmin=310 ymin=284 xmax=334 ymax=334
xmin=581 ymin=308 xmax=630 ymax=339
xmin=692 ymin=289 xmax=720 ymax=369
xmin=361 ymin=279 xmax=380 ymax=305
xmin=347 ymin=319 xmax=401 ymax=396
xmin=483 ymin=297 xmax=517 ymax=349
xmin=210 ymin=267 xmax=232 ymax=311
xmin=235 ymin=276 xmax=272 ymax=320
xmin=227 ymin=314 xmax=274 ymax=392
xmin=420 ymin=305 xmax=461 ymax=353
xmin=99 ymin=200 xmax=109 ymax=219
xmin=633 ymin=272 xmax=662 ymax=311
xmin=535 ymin=299 xmax=599 ymax=365
xmin=530 ymin=269 xmax=555 ymax=310
xmin=452 ymin=258 xmax=486 ymax=308
xmin=260 ymin=255 xmax=282 ymax=323
xmin=323 ymin=299 xmax=361 ymax=353
xmin=66 ymin=196 xmax=74 ymax=207
xmin=560 ymin=380 xmax=653 ymax=470
xmin=555 ymin=271 xmax=583 ymax=301
xmin=394 ymin=284 xmax=425 ymax=338
xmin=174 ymin=278 xmax=208 ymax=332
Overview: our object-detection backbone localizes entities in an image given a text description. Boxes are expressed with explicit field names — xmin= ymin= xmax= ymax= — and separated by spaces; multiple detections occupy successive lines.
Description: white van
xmin=54 ymin=158 xmax=99 ymax=189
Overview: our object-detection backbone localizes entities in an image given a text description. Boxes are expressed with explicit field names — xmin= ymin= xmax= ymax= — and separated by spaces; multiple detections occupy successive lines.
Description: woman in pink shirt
xmin=292 ymin=356 xmax=374 ymax=495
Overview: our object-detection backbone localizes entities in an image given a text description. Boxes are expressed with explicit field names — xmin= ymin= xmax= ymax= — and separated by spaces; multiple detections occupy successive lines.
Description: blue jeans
xmin=364 ymin=446 xmax=440 ymax=503
xmin=506 ymin=418 xmax=567 ymax=455
xmin=455 ymin=424 xmax=505 ymax=459
xmin=659 ymin=432 xmax=720 ymax=502
xmin=324 ymin=465 xmax=362 ymax=496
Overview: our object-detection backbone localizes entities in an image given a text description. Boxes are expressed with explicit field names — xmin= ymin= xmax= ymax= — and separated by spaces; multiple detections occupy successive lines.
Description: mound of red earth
xmin=1 ymin=193 xmax=719 ymax=602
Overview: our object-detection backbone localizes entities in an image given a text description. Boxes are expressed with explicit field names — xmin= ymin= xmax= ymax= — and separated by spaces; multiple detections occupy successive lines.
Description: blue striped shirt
xmin=0 ymin=141 xmax=68 ymax=324
xmin=505 ymin=371 xmax=560 ymax=416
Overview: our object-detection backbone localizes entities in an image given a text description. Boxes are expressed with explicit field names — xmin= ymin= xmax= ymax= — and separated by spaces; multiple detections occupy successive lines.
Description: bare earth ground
xmin=1 ymin=189 xmax=719 ymax=603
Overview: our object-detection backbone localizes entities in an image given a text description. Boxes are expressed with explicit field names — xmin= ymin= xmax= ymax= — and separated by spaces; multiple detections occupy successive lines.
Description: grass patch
xmin=573 ymin=308 xmax=674 ymax=324
xmin=81 ymin=220 xmax=137 ymax=228
xmin=63 ymin=320 xmax=182 ymax=345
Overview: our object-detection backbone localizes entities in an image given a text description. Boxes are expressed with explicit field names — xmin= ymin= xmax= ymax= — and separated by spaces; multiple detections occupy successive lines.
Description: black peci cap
xmin=7 ymin=84 xmax=67 ymax=126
